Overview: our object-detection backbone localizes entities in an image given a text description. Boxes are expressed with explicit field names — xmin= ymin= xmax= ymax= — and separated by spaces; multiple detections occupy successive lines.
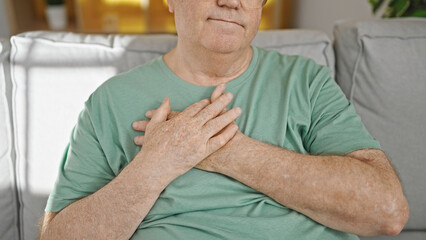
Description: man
xmin=38 ymin=0 xmax=409 ymax=239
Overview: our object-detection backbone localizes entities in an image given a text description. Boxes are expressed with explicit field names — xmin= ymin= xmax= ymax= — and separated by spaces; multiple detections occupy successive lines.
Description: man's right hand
xmin=138 ymin=89 xmax=242 ymax=178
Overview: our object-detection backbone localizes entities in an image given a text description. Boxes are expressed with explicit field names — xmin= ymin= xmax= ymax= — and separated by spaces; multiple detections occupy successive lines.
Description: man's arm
xmin=39 ymin=151 xmax=176 ymax=240
xmin=134 ymin=116 xmax=409 ymax=236
xmin=201 ymin=132 xmax=409 ymax=237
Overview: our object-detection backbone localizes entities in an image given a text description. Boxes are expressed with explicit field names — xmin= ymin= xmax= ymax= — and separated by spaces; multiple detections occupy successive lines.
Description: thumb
xmin=151 ymin=97 xmax=171 ymax=122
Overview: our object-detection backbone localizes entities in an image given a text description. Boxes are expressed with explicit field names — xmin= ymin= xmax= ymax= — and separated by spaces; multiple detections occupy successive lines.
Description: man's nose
xmin=217 ymin=0 xmax=240 ymax=9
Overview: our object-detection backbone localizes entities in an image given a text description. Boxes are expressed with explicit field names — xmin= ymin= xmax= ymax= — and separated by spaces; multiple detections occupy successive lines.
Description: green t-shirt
xmin=46 ymin=46 xmax=380 ymax=239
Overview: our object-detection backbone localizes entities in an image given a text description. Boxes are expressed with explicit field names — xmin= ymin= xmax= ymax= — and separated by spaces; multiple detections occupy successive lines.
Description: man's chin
xmin=201 ymin=38 xmax=247 ymax=55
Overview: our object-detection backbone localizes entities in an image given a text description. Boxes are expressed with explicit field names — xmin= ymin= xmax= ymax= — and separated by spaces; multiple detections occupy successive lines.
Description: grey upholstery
xmin=0 ymin=39 xmax=19 ymax=240
xmin=334 ymin=18 xmax=426 ymax=240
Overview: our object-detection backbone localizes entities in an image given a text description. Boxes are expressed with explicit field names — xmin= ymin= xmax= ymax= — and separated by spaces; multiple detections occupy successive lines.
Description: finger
xmin=211 ymin=121 xmax=238 ymax=138
xmin=145 ymin=110 xmax=153 ymax=119
xmin=212 ymin=84 xmax=229 ymax=114
xmin=181 ymin=98 xmax=211 ymax=117
xmin=134 ymin=135 xmax=144 ymax=146
xmin=203 ymin=107 xmax=241 ymax=136
xmin=151 ymin=97 xmax=171 ymax=123
xmin=146 ymin=110 xmax=180 ymax=120
xmin=132 ymin=120 xmax=149 ymax=131
xmin=195 ymin=92 xmax=233 ymax=125
xmin=211 ymin=83 xmax=226 ymax=102
xmin=207 ymin=123 xmax=239 ymax=153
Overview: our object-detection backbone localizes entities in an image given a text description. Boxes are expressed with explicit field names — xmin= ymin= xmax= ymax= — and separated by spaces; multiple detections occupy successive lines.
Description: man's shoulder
xmin=103 ymin=57 xmax=164 ymax=89
xmin=91 ymin=57 xmax=163 ymax=94
xmin=255 ymin=46 xmax=331 ymax=83
xmin=84 ymin=57 xmax=165 ymax=109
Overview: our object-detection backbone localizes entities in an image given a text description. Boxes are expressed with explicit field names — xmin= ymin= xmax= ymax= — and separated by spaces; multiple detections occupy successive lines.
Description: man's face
xmin=168 ymin=0 xmax=263 ymax=53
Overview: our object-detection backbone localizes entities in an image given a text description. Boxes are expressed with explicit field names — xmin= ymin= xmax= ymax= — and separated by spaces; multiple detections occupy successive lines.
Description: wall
xmin=292 ymin=0 xmax=378 ymax=38
xmin=0 ymin=0 xmax=11 ymax=38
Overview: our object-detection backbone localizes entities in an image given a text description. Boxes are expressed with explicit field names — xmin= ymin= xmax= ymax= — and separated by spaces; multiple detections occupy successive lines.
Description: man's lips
xmin=208 ymin=18 xmax=243 ymax=27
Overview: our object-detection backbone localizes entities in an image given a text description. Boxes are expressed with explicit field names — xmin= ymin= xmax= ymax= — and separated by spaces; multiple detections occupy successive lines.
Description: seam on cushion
xmin=321 ymin=41 xmax=333 ymax=71
xmin=16 ymin=35 xmax=175 ymax=54
xmin=349 ymin=32 xmax=425 ymax=108
xmin=359 ymin=33 xmax=426 ymax=40
xmin=356 ymin=19 xmax=426 ymax=38
xmin=254 ymin=30 xmax=331 ymax=46
xmin=349 ymin=33 xmax=364 ymax=104
xmin=259 ymin=40 xmax=331 ymax=50
xmin=349 ymin=33 xmax=426 ymax=104
xmin=16 ymin=33 xmax=115 ymax=48
xmin=10 ymin=36 xmax=24 ymax=240
xmin=15 ymin=35 xmax=110 ymax=48
xmin=111 ymin=34 xmax=116 ymax=49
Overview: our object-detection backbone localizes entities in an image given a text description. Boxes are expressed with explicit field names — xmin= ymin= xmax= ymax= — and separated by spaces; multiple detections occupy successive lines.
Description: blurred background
xmin=0 ymin=0 xmax=376 ymax=39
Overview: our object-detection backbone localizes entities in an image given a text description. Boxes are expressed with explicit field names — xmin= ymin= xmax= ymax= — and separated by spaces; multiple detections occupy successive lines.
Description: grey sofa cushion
xmin=334 ymin=18 xmax=426 ymax=233
xmin=10 ymin=32 xmax=177 ymax=240
xmin=0 ymin=39 xmax=19 ymax=240
xmin=10 ymin=30 xmax=333 ymax=240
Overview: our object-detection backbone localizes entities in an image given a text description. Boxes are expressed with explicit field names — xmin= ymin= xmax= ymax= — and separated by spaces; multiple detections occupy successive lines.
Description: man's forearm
xmin=41 ymin=151 xmax=176 ymax=240
xmin=208 ymin=132 xmax=409 ymax=237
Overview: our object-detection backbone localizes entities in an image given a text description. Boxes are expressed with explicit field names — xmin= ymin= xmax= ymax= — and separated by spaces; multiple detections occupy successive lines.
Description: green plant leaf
xmin=369 ymin=0 xmax=386 ymax=13
xmin=390 ymin=0 xmax=411 ymax=17
xmin=409 ymin=9 xmax=426 ymax=16
xmin=372 ymin=0 xmax=426 ymax=18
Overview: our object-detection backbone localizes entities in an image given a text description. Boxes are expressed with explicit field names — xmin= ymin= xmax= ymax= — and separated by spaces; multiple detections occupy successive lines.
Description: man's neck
xmin=163 ymin=41 xmax=253 ymax=87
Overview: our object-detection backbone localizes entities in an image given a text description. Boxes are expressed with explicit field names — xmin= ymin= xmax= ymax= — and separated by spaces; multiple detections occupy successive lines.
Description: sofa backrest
xmin=334 ymin=18 xmax=426 ymax=232
xmin=0 ymin=38 xmax=20 ymax=240
xmin=9 ymin=30 xmax=333 ymax=240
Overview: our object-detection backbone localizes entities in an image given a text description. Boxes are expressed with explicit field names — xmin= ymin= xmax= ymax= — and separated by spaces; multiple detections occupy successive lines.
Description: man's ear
xmin=167 ymin=0 xmax=175 ymax=13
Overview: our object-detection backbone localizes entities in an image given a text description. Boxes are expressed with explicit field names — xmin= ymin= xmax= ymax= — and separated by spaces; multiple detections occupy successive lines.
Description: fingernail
xmin=225 ymin=92 xmax=233 ymax=99
xmin=132 ymin=122 xmax=138 ymax=128
xmin=234 ymin=107 xmax=241 ymax=115
xmin=146 ymin=110 xmax=152 ymax=117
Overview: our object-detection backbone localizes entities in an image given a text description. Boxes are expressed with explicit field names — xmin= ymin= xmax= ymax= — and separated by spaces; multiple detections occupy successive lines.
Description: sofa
xmin=1 ymin=18 xmax=425 ymax=240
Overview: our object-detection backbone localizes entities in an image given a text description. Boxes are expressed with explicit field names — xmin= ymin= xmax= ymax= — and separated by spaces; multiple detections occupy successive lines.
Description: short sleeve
xmin=304 ymin=66 xmax=381 ymax=156
xmin=45 ymin=96 xmax=116 ymax=212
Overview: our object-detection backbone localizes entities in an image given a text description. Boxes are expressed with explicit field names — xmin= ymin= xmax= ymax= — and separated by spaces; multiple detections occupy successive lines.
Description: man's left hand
xmin=132 ymin=84 xmax=244 ymax=173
